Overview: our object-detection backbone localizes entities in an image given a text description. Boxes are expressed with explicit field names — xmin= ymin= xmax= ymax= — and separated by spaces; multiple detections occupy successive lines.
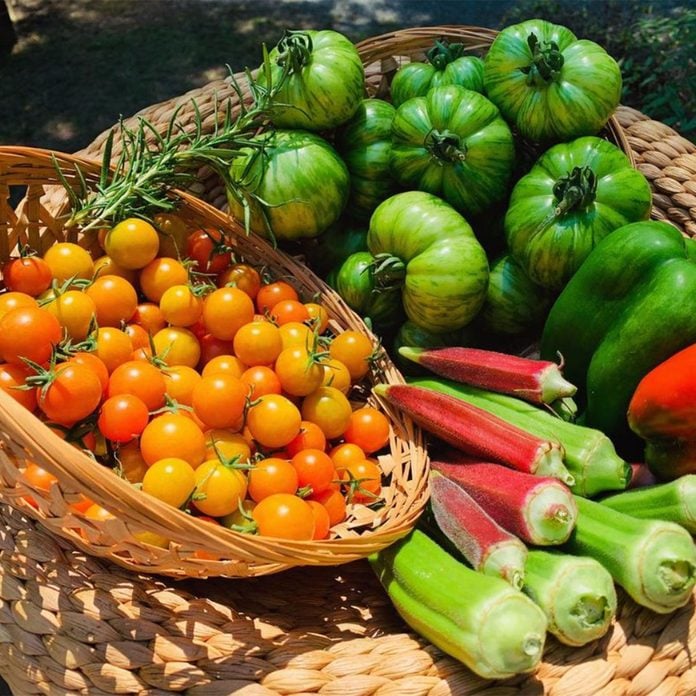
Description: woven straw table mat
xmin=0 ymin=105 xmax=694 ymax=695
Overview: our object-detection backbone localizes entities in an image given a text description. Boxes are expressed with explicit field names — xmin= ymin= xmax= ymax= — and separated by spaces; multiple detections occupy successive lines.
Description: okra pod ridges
xmin=523 ymin=550 xmax=617 ymax=647
xmin=430 ymin=473 xmax=527 ymax=588
xmin=370 ymin=529 xmax=547 ymax=679
xmin=398 ymin=346 xmax=577 ymax=404
xmin=600 ymin=475 xmax=696 ymax=534
xmin=567 ymin=496 xmax=696 ymax=614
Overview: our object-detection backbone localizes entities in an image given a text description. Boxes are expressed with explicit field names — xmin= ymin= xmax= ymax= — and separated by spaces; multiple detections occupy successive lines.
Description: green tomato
xmin=329 ymin=251 xmax=405 ymax=333
xmin=504 ymin=136 xmax=653 ymax=291
xmin=368 ymin=191 xmax=489 ymax=333
xmin=301 ymin=221 xmax=368 ymax=278
xmin=390 ymin=85 xmax=515 ymax=217
xmin=483 ymin=19 xmax=622 ymax=143
xmin=481 ymin=255 xmax=552 ymax=336
xmin=261 ymin=29 xmax=365 ymax=131
xmin=226 ymin=129 xmax=350 ymax=242
xmin=391 ymin=40 xmax=485 ymax=108
xmin=334 ymin=98 xmax=400 ymax=222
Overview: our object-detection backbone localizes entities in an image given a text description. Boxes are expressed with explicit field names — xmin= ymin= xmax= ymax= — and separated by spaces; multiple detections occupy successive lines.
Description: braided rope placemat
xmin=0 ymin=502 xmax=695 ymax=696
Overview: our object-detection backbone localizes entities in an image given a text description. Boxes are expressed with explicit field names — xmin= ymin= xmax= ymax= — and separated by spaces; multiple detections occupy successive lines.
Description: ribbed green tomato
xmin=390 ymin=85 xmax=515 ymax=218
xmin=368 ymin=191 xmax=489 ymax=332
xmin=480 ymin=255 xmax=552 ymax=336
xmin=302 ymin=221 xmax=368 ymax=278
xmin=391 ymin=40 xmax=485 ymax=108
xmin=226 ymin=129 xmax=350 ymax=242
xmin=335 ymin=99 xmax=400 ymax=222
xmin=483 ymin=19 xmax=622 ymax=143
xmin=261 ymin=29 xmax=365 ymax=131
xmin=504 ymin=136 xmax=653 ymax=291
xmin=329 ymin=251 xmax=405 ymax=332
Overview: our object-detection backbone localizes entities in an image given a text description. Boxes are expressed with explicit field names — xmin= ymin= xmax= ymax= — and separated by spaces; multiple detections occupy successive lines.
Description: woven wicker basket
xmin=1 ymin=23 xmax=696 ymax=696
xmin=0 ymin=146 xmax=429 ymax=578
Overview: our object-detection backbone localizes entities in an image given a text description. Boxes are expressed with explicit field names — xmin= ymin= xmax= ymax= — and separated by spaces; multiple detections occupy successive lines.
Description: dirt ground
xmin=2 ymin=0 xmax=520 ymax=154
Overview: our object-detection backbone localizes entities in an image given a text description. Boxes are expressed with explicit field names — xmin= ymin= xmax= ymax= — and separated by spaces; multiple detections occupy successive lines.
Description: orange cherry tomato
xmin=142 ymin=457 xmax=196 ymax=508
xmin=104 ymin=218 xmax=160 ymax=270
xmin=191 ymin=373 xmax=248 ymax=430
xmin=92 ymin=255 xmax=137 ymax=284
xmin=204 ymin=429 xmax=252 ymax=462
xmin=245 ymin=394 xmax=302 ymax=450
xmin=342 ymin=406 xmax=391 ymax=454
xmin=3 ymin=256 xmax=52 ymax=296
xmin=44 ymin=290 xmax=97 ymax=342
xmin=131 ymin=302 xmax=167 ymax=334
xmin=278 ymin=321 xmax=314 ymax=351
xmin=85 ymin=274 xmax=138 ymax=327
xmin=159 ymin=284 xmax=203 ymax=327
xmin=240 ymin=365 xmax=282 ymax=398
xmin=306 ymin=499 xmax=331 ymax=540
xmin=191 ymin=460 xmax=248 ymax=517
xmin=202 ymin=287 xmax=255 ymax=342
xmin=0 ymin=362 xmax=37 ymax=411
xmin=0 ymin=292 xmax=38 ymax=321
xmin=153 ymin=212 xmax=190 ymax=259
xmin=108 ymin=359 xmax=166 ymax=411
xmin=37 ymin=362 xmax=103 ymax=426
xmin=305 ymin=302 xmax=329 ymax=333
xmin=290 ymin=448 xmax=336 ymax=494
xmin=252 ymin=493 xmax=315 ymax=540
xmin=186 ymin=228 xmax=232 ymax=275
xmin=43 ymin=242 xmax=94 ymax=282
xmin=274 ymin=347 xmax=324 ymax=397
xmin=218 ymin=263 xmax=261 ymax=300
xmin=310 ymin=487 xmax=347 ymax=527
xmin=123 ymin=323 xmax=151 ymax=351
xmin=301 ymin=386 xmax=352 ymax=440
xmin=139 ymin=257 xmax=189 ymax=303
xmin=94 ymin=327 xmax=134 ymax=373
xmin=162 ymin=365 xmax=201 ymax=407
xmin=98 ymin=393 xmax=150 ymax=443
xmin=139 ymin=412 xmax=207 ymax=468
xmin=340 ymin=458 xmax=382 ymax=504
xmin=232 ymin=321 xmax=283 ymax=366
xmin=270 ymin=299 xmax=310 ymax=326
xmin=329 ymin=443 xmax=366 ymax=469
xmin=320 ymin=358 xmax=352 ymax=394
xmin=247 ymin=457 xmax=298 ymax=502
xmin=329 ymin=331 xmax=374 ymax=381
xmin=67 ymin=352 xmax=110 ymax=396
xmin=0 ymin=306 xmax=62 ymax=366
xmin=201 ymin=354 xmax=247 ymax=379
xmin=256 ymin=280 xmax=299 ymax=314
xmin=152 ymin=327 xmax=200 ymax=368
xmin=286 ymin=421 xmax=327 ymax=457
xmin=115 ymin=441 xmax=149 ymax=483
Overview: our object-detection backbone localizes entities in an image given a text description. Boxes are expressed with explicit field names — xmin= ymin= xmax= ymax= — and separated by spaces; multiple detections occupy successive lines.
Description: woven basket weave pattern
xmin=0 ymin=24 xmax=695 ymax=696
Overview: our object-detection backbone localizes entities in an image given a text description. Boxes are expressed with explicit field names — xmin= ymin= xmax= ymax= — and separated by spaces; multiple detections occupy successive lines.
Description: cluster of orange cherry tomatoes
xmin=1 ymin=213 xmax=392 ymax=544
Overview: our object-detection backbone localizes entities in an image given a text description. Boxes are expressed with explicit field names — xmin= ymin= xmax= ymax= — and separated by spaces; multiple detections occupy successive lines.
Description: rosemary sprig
xmin=64 ymin=48 xmax=291 ymax=231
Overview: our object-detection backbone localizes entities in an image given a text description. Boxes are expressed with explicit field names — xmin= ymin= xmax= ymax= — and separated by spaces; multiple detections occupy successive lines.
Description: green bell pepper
xmin=540 ymin=221 xmax=696 ymax=456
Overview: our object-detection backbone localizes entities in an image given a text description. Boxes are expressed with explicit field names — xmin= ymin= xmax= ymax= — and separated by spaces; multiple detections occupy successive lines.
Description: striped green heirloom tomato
xmin=226 ymin=129 xmax=350 ymax=242
xmin=483 ymin=19 xmax=622 ymax=143
xmin=260 ymin=29 xmax=365 ymax=131
xmin=367 ymin=191 xmax=489 ymax=333
xmin=390 ymin=39 xmax=485 ymax=108
xmin=504 ymin=136 xmax=652 ymax=291
xmin=389 ymin=85 xmax=515 ymax=218
xmin=334 ymin=98 xmax=400 ymax=223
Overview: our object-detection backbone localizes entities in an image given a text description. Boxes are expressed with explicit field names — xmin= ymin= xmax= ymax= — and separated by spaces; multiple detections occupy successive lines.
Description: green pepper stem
xmin=553 ymin=166 xmax=597 ymax=217
xmin=521 ymin=33 xmax=564 ymax=85
xmin=425 ymin=129 xmax=467 ymax=163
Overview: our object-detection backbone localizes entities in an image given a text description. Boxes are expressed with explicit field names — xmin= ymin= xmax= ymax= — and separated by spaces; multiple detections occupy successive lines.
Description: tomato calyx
xmin=425 ymin=129 xmax=468 ymax=164
xmin=522 ymin=33 xmax=564 ymax=84
xmin=275 ymin=29 xmax=314 ymax=73
xmin=425 ymin=38 xmax=465 ymax=70
xmin=150 ymin=394 xmax=194 ymax=417
xmin=370 ymin=253 xmax=407 ymax=291
xmin=37 ymin=275 xmax=92 ymax=307
xmin=552 ymin=166 xmax=598 ymax=217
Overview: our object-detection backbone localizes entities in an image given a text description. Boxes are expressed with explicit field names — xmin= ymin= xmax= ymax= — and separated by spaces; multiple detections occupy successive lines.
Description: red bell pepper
xmin=628 ymin=343 xmax=696 ymax=478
